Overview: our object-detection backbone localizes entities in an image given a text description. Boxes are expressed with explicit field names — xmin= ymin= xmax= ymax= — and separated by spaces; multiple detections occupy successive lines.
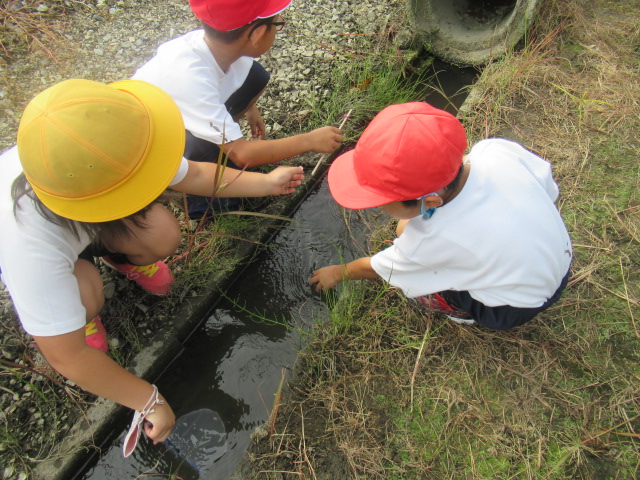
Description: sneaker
xmin=85 ymin=315 xmax=108 ymax=353
xmin=102 ymin=256 xmax=173 ymax=295
xmin=416 ymin=293 xmax=477 ymax=325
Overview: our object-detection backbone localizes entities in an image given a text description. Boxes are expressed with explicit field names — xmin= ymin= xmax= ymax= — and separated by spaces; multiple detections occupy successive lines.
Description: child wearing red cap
xmin=310 ymin=102 xmax=572 ymax=331
xmin=0 ymin=79 xmax=305 ymax=454
xmin=133 ymin=0 xmax=343 ymax=218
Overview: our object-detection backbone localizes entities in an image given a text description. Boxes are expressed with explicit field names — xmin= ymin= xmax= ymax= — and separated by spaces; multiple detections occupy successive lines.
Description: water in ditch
xmin=80 ymin=177 xmax=374 ymax=480
xmin=79 ymin=60 xmax=477 ymax=480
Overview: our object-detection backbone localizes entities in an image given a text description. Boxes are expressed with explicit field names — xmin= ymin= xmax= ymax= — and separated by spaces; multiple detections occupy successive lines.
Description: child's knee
xmin=147 ymin=204 xmax=182 ymax=258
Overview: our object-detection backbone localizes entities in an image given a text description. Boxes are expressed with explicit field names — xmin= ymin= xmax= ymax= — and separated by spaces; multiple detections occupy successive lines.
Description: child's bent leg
xmin=74 ymin=258 xmax=105 ymax=321
xmin=225 ymin=61 xmax=270 ymax=120
xmin=103 ymin=203 xmax=181 ymax=266
xmin=100 ymin=204 xmax=181 ymax=295
xmin=183 ymin=62 xmax=270 ymax=218
xmin=439 ymin=273 xmax=569 ymax=331
xmin=73 ymin=258 xmax=108 ymax=352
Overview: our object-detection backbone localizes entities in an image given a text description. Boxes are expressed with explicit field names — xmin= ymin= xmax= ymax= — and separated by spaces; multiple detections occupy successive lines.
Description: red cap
xmin=189 ymin=0 xmax=291 ymax=31
xmin=328 ymin=102 xmax=467 ymax=209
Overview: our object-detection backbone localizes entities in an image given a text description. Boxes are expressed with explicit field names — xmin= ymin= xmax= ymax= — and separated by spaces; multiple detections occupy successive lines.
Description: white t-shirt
xmin=0 ymin=146 xmax=189 ymax=336
xmin=133 ymin=29 xmax=253 ymax=146
xmin=370 ymin=139 xmax=573 ymax=308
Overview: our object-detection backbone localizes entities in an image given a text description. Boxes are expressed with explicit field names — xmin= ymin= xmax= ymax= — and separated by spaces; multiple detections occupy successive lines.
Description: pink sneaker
xmin=102 ymin=256 xmax=174 ymax=295
xmin=85 ymin=316 xmax=108 ymax=353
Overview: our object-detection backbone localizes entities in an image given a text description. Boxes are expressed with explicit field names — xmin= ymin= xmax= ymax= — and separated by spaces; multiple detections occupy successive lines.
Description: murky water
xmin=80 ymin=178 xmax=373 ymax=479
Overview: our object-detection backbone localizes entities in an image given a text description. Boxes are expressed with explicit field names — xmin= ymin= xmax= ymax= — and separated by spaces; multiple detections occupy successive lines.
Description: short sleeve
xmin=169 ymin=157 xmax=189 ymax=186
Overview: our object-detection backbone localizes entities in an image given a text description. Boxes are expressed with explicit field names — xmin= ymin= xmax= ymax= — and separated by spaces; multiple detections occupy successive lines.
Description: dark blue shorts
xmin=439 ymin=269 xmax=571 ymax=331
xmin=183 ymin=61 xmax=270 ymax=217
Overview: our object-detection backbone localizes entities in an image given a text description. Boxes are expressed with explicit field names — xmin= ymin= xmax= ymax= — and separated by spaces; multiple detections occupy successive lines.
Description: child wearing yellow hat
xmin=310 ymin=102 xmax=572 ymax=331
xmin=133 ymin=0 xmax=343 ymax=218
xmin=0 ymin=78 xmax=304 ymax=453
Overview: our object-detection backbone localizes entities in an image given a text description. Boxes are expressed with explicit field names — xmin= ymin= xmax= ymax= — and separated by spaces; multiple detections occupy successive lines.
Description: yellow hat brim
xmin=31 ymin=80 xmax=185 ymax=223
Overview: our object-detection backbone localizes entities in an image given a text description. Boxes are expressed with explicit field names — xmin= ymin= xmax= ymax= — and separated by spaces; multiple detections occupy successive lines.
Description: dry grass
xmin=0 ymin=0 xmax=83 ymax=61
xmin=241 ymin=0 xmax=640 ymax=478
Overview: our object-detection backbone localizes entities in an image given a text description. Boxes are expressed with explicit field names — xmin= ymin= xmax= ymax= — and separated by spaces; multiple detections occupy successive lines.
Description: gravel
xmin=0 ymin=0 xmax=407 ymax=151
xmin=0 ymin=0 xmax=407 ymax=478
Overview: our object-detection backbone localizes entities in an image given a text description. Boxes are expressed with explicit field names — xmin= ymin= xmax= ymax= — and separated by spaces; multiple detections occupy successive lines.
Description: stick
xmin=310 ymin=109 xmax=352 ymax=177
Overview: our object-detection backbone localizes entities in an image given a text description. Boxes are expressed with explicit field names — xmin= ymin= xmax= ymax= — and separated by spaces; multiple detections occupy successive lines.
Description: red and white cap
xmin=189 ymin=0 xmax=291 ymax=31
xmin=328 ymin=102 xmax=467 ymax=209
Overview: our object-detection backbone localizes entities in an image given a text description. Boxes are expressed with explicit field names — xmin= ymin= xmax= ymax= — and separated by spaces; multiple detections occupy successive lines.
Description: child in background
xmin=309 ymin=102 xmax=572 ymax=331
xmin=133 ymin=0 xmax=343 ymax=217
xmin=0 ymin=79 xmax=304 ymax=451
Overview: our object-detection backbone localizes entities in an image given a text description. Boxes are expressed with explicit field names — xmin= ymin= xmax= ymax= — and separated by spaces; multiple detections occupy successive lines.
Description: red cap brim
xmin=328 ymin=149 xmax=396 ymax=210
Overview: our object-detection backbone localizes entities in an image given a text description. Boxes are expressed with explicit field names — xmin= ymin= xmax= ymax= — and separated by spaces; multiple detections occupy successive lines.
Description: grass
xmin=302 ymin=46 xmax=433 ymax=137
xmin=0 ymin=0 xmax=100 ymax=61
xmin=241 ymin=0 xmax=640 ymax=479
xmin=0 ymin=0 xmax=63 ymax=60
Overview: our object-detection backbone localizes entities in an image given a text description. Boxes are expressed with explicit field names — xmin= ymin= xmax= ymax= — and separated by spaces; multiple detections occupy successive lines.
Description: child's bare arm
xmin=171 ymin=161 xmax=304 ymax=198
xmin=33 ymin=330 xmax=175 ymax=444
xmin=222 ymin=126 xmax=343 ymax=168
xmin=309 ymin=257 xmax=379 ymax=291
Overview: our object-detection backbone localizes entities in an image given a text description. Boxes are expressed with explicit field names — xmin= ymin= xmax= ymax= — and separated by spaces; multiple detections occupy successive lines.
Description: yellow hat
xmin=16 ymin=79 xmax=185 ymax=222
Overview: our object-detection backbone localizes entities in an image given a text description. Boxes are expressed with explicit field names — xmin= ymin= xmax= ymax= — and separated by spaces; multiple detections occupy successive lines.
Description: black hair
xmin=400 ymin=163 xmax=465 ymax=208
xmin=11 ymin=172 xmax=152 ymax=246
xmin=202 ymin=16 xmax=275 ymax=44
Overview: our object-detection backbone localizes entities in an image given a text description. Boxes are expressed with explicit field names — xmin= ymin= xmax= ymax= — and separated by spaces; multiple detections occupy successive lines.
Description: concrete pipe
xmin=409 ymin=0 xmax=543 ymax=66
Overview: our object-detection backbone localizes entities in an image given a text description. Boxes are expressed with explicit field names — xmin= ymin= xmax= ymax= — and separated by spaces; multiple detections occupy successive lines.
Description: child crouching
xmin=0 ymin=78 xmax=304 ymax=454
xmin=310 ymin=102 xmax=572 ymax=331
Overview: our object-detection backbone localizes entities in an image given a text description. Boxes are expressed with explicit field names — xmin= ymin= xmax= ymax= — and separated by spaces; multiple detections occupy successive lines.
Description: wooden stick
xmin=310 ymin=109 xmax=352 ymax=177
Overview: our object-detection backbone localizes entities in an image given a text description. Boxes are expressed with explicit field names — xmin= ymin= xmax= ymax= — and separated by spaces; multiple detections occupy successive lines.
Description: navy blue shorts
xmin=439 ymin=269 xmax=571 ymax=331
xmin=184 ymin=61 xmax=270 ymax=217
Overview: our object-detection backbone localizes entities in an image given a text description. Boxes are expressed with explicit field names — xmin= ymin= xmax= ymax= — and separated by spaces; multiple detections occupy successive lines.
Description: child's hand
xmin=309 ymin=265 xmax=345 ymax=291
xmin=246 ymin=104 xmax=266 ymax=139
xmin=266 ymin=165 xmax=305 ymax=195
xmin=307 ymin=126 xmax=343 ymax=153
xmin=143 ymin=395 xmax=176 ymax=444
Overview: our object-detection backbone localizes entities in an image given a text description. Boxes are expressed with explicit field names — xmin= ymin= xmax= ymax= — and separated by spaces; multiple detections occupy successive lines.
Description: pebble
xmin=103 ymin=282 xmax=116 ymax=299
